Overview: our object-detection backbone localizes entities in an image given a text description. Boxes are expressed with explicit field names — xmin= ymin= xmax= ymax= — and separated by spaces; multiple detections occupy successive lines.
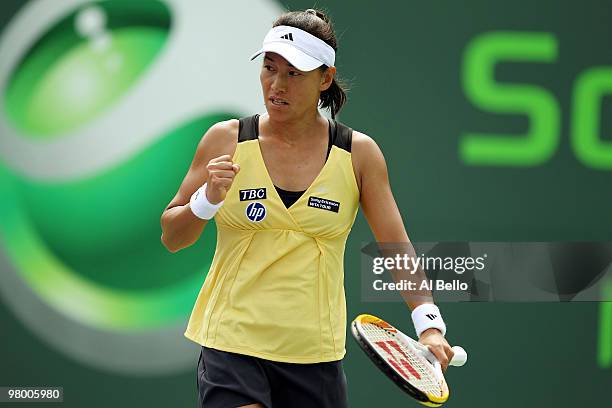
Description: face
xmin=260 ymin=52 xmax=335 ymax=120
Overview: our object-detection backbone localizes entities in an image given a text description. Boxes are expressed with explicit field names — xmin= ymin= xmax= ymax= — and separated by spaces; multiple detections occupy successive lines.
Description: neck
xmin=263 ymin=109 xmax=325 ymax=144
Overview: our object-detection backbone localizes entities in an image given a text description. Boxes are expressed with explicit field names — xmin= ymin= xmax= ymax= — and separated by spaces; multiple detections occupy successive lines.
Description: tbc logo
xmin=240 ymin=188 xmax=267 ymax=201
xmin=246 ymin=202 xmax=267 ymax=222
xmin=0 ymin=0 xmax=281 ymax=375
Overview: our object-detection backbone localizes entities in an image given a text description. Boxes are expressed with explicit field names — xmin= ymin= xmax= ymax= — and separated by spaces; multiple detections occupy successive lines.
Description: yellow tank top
xmin=184 ymin=114 xmax=360 ymax=363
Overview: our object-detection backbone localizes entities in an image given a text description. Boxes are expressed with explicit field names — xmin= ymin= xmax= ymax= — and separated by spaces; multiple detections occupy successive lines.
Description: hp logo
xmin=246 ymin=202 xmax=266 ymax=222
xmin=0 ymin=0 xmax=283 ymax=375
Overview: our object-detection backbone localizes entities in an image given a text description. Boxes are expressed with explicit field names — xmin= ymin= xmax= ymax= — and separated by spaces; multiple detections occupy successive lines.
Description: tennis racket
xmin=351 ymin=314 xmax=467 ymax=406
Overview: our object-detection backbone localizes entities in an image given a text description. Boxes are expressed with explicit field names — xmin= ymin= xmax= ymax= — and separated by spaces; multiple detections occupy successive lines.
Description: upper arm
xmin=164 ymin=119 xmax=239 ymax=211
xmin=352 ymin=131 xmax=410 ymax=242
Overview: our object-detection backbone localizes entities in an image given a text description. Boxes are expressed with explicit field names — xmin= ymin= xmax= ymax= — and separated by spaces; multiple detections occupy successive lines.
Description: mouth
xmin=269 ymin=96 xmax=289 ymax=106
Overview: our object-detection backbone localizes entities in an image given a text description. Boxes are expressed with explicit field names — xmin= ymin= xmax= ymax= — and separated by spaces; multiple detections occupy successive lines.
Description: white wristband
xmin=411 ymin=303 xmax=446 ymax=338
xmin=189 ymin=183 xmax=224 ymax=220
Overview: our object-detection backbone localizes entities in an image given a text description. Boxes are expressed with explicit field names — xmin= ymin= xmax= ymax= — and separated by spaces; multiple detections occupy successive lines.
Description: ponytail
xmin=319 ymin=74 xmax=348 ymax=120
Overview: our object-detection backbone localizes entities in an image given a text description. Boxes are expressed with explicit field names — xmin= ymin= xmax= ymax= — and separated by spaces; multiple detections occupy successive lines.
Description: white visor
xmin=250 ymin=25 xmax=335 ymax=71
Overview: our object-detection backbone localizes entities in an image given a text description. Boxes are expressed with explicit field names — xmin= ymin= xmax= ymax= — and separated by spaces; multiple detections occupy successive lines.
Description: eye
xmin=289 ymin=70 xmax=301 ymax=76
xmin=263 ymin=64 xmax=275 ymax=71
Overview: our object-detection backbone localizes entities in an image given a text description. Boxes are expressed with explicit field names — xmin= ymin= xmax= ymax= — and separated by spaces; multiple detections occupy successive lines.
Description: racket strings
xmin=361 ymin=322 xmax=443 ymax=396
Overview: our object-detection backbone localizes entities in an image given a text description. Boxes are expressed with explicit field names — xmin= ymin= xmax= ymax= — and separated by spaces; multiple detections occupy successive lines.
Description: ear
xmin=319 ymin=66 xmax=336 ymax=92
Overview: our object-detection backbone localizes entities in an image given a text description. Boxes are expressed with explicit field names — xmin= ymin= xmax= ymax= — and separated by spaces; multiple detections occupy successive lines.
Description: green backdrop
xmin=1 ymin=1 xmax=610 ymax=407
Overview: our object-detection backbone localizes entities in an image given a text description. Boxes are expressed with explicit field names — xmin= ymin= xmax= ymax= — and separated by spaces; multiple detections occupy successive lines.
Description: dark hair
xmin=272 ymin=9 xmax=348 ymax=119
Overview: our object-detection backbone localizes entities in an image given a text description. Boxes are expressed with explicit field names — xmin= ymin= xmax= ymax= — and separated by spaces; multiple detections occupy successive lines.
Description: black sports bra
xmin=274 ymin=185 xmax=306 ymax=208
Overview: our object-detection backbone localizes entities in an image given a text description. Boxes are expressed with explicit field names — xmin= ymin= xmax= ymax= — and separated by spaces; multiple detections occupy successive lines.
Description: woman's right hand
xmin=161 ymin=119 xmax=238 ymax=253
xmin=206 ymin=154 xmax=240 ymax=204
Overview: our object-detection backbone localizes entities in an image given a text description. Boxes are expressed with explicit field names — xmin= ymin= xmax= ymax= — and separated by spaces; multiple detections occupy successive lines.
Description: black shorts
xmin=196 ymin=346 xmax=348 ymax=408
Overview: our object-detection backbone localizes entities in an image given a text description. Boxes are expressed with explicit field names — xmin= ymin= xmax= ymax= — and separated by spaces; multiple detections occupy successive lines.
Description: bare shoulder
xmin=163 ymin=119 xmax=240 ymax=209
xmin=350 ymin=130 xmax=387 ymax=192
xmin=351 ymin=130 xmax=386 ymax=171
xmin=197 ymin=118 xmax=239 ymax=157
xmin=351 ymin=130 xmax=383 ymax=159
xmin=186 ymin=118 xmax=239 ymax=186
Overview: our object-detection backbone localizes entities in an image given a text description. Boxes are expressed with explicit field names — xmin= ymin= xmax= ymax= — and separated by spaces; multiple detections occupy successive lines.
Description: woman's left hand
xmin=418 ymin=328 xmax=454 ymax=372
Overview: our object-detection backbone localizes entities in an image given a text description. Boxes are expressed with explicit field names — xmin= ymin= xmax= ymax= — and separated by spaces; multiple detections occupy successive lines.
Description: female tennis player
xmin=160 ymin=8 xmax=453 ymax=408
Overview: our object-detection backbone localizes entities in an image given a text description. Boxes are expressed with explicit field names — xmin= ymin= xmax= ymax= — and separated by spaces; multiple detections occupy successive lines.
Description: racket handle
xmin=450 ymin=346 xmax=467 ymax=367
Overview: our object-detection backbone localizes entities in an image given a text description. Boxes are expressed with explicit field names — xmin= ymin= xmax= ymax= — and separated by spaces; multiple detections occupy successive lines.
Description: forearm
xmin=377 ymin=241 xmax=446 ymax=338
xmin=160 ymin=204 xmax=208 ymax=252
xmin=355 ymin=132 xmax=446 ymax=339
xmin=367 ymin=206 xmax=434 ymax=310
xmin=378 ymin=241 xmax=434 ymax=310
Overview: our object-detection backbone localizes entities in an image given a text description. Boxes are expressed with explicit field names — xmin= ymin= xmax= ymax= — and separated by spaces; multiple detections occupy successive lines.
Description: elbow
xmin=160 ymin=210 xmax=182 ymax=253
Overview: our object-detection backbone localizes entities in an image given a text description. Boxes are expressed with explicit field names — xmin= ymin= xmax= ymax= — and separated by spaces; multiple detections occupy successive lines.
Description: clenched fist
xmin=206 ymin=154 xmax=240 ymax=204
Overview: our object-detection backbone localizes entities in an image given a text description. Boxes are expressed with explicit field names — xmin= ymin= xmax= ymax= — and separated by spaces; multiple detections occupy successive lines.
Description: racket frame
xmin=351 ymin=314 xmax=449 ymax=407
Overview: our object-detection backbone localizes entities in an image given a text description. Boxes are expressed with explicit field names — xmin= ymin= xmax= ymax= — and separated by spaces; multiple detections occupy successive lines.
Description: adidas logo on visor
xmin=280 ymin=33 xmax=294 ymax=41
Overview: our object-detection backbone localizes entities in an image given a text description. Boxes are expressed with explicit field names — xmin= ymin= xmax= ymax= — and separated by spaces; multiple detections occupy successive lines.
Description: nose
xmin=271 ymin=72 xmax=287 ymax=93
